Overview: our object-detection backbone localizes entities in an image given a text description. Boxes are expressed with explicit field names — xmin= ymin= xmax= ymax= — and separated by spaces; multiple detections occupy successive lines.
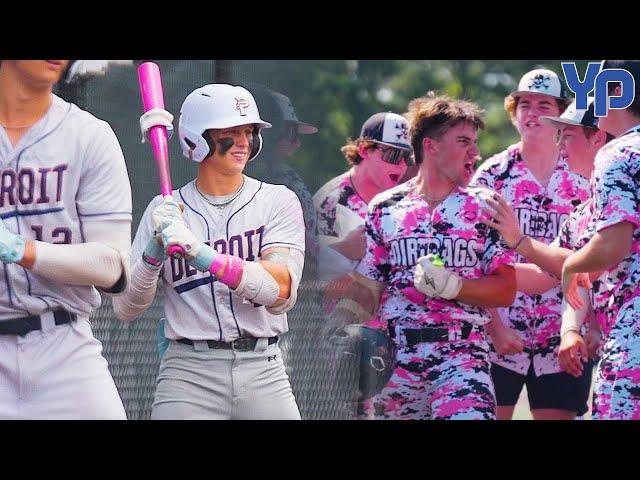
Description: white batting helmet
xmin=178 ymin=84 xmax=272 ymax=163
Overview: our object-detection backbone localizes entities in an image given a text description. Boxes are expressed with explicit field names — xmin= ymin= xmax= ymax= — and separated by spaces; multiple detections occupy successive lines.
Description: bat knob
xmin=167 ymin=245 xmax=184 ymax=259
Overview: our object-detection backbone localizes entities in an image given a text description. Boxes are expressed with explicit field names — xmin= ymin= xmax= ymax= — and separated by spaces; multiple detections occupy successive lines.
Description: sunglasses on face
xmin=281 ymin=123 xmax=299 ymax=143
xmin=374 ymin=143 xmax=415 ymax=166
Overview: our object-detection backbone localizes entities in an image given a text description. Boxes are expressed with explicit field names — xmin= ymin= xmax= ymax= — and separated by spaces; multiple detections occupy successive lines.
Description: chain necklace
xmin=422 ymin=184 xmax=456 ymax=205
xmin=195 ymin=177 xmax=246 ymax=210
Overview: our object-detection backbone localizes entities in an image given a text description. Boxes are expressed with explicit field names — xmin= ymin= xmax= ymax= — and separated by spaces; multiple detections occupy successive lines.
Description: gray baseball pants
xmin=151 ymin=338 xmax=301 ymax=420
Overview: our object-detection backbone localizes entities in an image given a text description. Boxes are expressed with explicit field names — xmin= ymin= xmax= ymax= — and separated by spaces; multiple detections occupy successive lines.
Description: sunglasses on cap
xmin=373 ymin=142 xmax=415 ymax=166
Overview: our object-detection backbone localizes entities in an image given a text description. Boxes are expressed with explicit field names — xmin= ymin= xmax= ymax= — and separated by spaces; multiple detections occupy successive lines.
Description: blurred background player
xmin=245 ymin=86 xmax=319 ymax=274
xmin=113 ymin=83 xmax=305 ymax=420
xmin=354 ymin=92 xmax=516 ymax=420
xmin=470 ymin=68 xmax=592 ymax=420
xmin=561 ymin=60 xmax=640 ymax=420
xmin=0 ymin=60 xmax=132 ymax=419
xmin=313 ymin=112 xmax=414 ymax=418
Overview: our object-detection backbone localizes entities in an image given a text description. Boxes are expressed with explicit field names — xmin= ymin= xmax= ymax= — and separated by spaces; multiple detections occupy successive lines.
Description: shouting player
xmin=0 ymin=60 xmax=131 ymax=419
xmin=354 ymin=92 xmax=516 ymax=420
xmin=113 ymin=84 xmax=305 ymax=420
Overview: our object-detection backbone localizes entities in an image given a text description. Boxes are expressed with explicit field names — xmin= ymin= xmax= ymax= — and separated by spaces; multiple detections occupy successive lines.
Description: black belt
xmin=402 ymin=324 xmax=474 ymax=345
xmin=0 ymin=310 xmax=77 ymax=336
xmin=177 ymin=336 xmax=279 ymax=352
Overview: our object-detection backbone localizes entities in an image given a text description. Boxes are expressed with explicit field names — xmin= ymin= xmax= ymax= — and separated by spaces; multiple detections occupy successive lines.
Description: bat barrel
xmin=138 ymin=62 xmax=165 ymax=111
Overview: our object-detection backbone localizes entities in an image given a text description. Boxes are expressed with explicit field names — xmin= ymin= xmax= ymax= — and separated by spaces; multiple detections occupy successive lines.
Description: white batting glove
xmin=414 ymin=254 xmax=463 ymax=300
xmin=152 ymin=196 xmax=184 ymax=233
xmin=140 ymin=108 xmax=174 ymax=143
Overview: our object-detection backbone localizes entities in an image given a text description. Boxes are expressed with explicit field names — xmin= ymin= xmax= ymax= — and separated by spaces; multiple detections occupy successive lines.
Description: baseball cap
xmin=360 ymin=112 xmax=412 ymax=151
xmin=271 ymin=91 xmax=318 ymax=134
xmin=541 ymin=97 xmax=598 ymax=129
xmin=511 ymin=68 xmax=567 ymax=100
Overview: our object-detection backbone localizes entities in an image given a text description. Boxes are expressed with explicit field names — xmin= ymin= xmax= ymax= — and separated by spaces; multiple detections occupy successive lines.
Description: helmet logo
xmin=236 ymin=97 xmax=250 ymax=116
xmin=529 ymin=74 xmax=551 ymax=91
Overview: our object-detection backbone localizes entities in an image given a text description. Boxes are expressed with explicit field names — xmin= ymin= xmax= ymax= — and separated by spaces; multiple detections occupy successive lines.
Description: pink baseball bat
xmin=137 ymin=61 xmax=183 ymax=258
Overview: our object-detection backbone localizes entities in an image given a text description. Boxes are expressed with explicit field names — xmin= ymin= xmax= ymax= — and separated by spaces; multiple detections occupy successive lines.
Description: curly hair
xmin=340 ymin=138 xmax=377 ymax=165
xmin=405 ymin=91 xmax=485 ymax=165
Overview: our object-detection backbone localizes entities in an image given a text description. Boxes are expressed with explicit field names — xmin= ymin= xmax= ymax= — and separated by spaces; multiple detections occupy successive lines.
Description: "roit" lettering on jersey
xmin=0 ymin=164 xmax=67 ymax=208
xmin=389 ymin=237 xmax=480 ymax=268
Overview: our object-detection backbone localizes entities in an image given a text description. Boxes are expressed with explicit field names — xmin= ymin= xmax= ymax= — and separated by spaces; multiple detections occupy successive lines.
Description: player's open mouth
xmin=388 ymin=174 xmax=400 ymax=182
xmin=464 ymin=162 xmax=474 ymax=175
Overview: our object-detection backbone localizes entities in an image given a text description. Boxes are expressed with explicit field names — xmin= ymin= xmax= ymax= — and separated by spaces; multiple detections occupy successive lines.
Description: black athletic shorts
xmin=491 ymin=360 xmax=594 ymax=416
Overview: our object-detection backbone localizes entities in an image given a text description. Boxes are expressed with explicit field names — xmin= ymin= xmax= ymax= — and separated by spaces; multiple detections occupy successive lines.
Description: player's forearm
xmin=112 ymin=258 xmax=160 ymax=322
xmin=564 ymin=225 xmax=634 ymax=275
xmin=27 ymin=241 xmax=124 ymax=289
xmin=515 ymin=263 xmax=559 ymax=294
xmin=516 ymin=236 xmax=572 ymax=278
xmin=456 ymin=270 xmax=516 ymax=307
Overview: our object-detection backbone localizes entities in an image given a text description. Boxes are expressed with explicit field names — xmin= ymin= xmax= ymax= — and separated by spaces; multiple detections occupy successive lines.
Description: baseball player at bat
xmin=0 ymin=60 xmax=131 ymax=419
xmin=113 ymin=84 xmax=305 ymax=420
xmin=353 ymin=92 xmax=516 ymax=420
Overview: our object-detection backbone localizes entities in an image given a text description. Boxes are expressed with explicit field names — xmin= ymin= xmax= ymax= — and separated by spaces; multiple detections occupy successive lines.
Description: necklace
xmin=195 ymin=177 xmax=245 ymax=210
xmin=422 ymin=184 xmax=456 ymax=204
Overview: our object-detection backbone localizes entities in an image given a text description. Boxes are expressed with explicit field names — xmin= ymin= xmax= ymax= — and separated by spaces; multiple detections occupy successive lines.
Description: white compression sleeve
xmin=560 ymin=287 xmax=591 ymax=337
xmin=30 ymin=219 xmax=130 ymax=290
xmin=112 ymin=257 xmax=161 ymax=322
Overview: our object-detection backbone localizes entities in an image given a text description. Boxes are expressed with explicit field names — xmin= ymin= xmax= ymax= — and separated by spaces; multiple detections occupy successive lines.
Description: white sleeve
xmin=261 ymin=187 xmax=306 ymax=254
xmin=76 ymin=121 xmax=132 ymax=222
xmin=112 ymin=198 xmax=163 ymax=321
xmin=30 ymin=218 xmax=130 ymax=290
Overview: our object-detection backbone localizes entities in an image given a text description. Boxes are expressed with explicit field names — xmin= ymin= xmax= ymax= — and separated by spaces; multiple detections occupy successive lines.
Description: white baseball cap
xmin=511 ymin=68 xmax=567 ymax=100
xmin=360 ymin=112 xmax=412 ymax=151
xmin=541 ymin=97 xmax=598 ymax=129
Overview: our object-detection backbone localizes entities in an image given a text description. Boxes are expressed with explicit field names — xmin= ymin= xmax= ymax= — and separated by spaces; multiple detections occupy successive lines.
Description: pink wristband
xmin=209 ymin=253 xmax=244 ymax=287
xmin=209 ymin=254 xmax=227 ymax=277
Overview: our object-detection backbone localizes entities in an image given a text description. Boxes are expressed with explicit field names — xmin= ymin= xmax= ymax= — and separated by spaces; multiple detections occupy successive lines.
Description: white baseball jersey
xmin=0 ymin=94 xmax=133 ymax=320
xmin=132 ymin=175 xmax=305 ymax=342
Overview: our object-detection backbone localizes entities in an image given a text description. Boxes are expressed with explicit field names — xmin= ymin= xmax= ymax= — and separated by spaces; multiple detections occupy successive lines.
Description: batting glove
xmin=160 ymin=221 xmax=216 ymax=271
xmin=152 ymin=196 xmax=184 ymax=233
xmin=0 ymin=218 xmax=26 ymax=264
xmin=414 ymin=254 xmax=463 ymax=300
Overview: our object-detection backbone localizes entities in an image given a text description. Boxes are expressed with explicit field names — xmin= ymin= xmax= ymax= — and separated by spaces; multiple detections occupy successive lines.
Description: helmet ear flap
xmin=248 ymin=127 xmax=263 ymax=162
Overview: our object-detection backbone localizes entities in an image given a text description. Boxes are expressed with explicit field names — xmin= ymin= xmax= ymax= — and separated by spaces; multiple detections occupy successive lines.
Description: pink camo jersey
xmin=313 ymin=171 xmax=369 ymax=236
xmin=356 ymin=178 xmax=514 ymax=331
xmin=556 ymin=199 xmax=613 ymax=336
xmin=313 ymin=170 xmax=386 ymax=329
xmin=588 ymin=128 xmax=640 ymax=420
xmin=471 ymin=145 xmax=591 ymax=376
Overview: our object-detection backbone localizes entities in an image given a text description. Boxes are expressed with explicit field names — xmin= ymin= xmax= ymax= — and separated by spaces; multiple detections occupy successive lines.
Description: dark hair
xmin=603 ymin=60 xmax=640 ymax=117
xmin=405 ymin=91 xmax=484 ymax=165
